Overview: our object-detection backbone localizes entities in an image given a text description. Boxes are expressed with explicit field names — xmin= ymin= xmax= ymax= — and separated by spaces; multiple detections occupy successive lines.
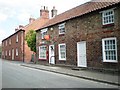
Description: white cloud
xmin=0 ymin=13 xmax=8 ymax=22
xmin=17 ymin=12 xmax=30 ymax=23
xmin=0 ymin=29 xmax=6 ymax=43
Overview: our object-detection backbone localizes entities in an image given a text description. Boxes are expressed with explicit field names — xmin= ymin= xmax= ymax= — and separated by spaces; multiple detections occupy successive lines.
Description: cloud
xmin=17 ymin=11 xmax=30 ymax=23
xmin=0 ymin=29 xmax=6 ymax=43
xmin=0 ymin=13 xmax=8 ymax=22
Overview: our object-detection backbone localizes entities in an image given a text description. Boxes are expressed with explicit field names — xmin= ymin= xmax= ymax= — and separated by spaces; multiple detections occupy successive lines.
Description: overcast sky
xmin=0 ymin=0 xmax=91 ymax=43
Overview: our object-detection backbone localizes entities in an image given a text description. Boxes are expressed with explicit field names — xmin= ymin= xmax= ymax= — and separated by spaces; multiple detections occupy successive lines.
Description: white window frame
xmin=39 ymin=45 xmax=47 ymax=59
xmin=102 ymin=37 xmax=117 ymax=63
xmin=58 ymin=43 xmax=66 ymax=60
xmin=41 ymin=28 xmax=48 ymax=39
xmin=16 ymin=34 xmax=18 ymax=42
xmin=58 ymin=23 xmax=66 ymax=35
xmin=16 ymin=48 xmax=18 ymax=56
xmin=102 ymin=9 xmax=114 ymax=25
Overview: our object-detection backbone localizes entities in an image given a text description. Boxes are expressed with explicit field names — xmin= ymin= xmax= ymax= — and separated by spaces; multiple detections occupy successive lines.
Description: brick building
xmin=36 ymin=0 xmax=120 ymax=70
xmin=2 ymin=7 xmax=50 ymax=62
xmin=2 ymin=29 xmax=25 ymax=61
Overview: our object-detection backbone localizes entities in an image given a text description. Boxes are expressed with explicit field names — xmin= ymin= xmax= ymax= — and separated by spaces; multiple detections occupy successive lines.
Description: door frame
xmin=77 ymin=41 xmax=87 ymax=67
xmin=49 ymin=45 xmax=55 ymax=64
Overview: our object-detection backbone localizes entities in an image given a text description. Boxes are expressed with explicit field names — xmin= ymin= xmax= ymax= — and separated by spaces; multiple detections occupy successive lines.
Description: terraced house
xmin=36 ymin=0 xmax=120 ymax=71
xmin=2 ymin=7 xmax=50 ymax=63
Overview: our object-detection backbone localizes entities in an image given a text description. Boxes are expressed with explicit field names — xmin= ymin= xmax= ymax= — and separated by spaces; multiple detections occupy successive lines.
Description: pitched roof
xmin=38 ymin=0 xmax=120 ymax=30
xmin=2 ymin=29 xmax=25 ymax=42
xmin=23 ymin=17 xmax=49 ymax=33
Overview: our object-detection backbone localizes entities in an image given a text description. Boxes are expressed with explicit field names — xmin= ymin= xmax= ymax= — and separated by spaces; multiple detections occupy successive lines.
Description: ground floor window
xmin=16 ymin=48 xmax=18 ymax=56
xmin=58 ymin=43 xmax=66 ymax=60
xmin=9 ymin=50 xmax=11 ymax=56
xmin=39 ymin=45 xmax=47 ymax=59
xmin=102 ymin=37 xmax=117 ymax=62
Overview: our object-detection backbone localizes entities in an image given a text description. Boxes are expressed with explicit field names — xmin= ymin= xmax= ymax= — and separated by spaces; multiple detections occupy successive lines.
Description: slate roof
xmin=37 ymin=0 xmax=120 ymax=31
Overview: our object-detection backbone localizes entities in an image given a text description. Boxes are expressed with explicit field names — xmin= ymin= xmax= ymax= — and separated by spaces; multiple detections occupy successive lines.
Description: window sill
xmin=59 ymin=59 xmax=66 ymax=61
xmin=38 ymin=59 xmax=47 ymax=61
xmin=102 ymin=23 xmax=114 ymax=28
xmin=103 ymin=60 xmax=118 ymax=63
xmin=59 ymin=34 xmax=65 ymax=36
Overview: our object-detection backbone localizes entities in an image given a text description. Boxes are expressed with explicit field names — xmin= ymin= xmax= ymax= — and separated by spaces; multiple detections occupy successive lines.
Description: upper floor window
xmin=102 ymin=37 xmax=117 ymax=62
xmin=6 ymin=40 xmax=7 ymax=46
xmin=102 ymin=9 xmax=114 ymax=25
xmin=41 ymin=28 xmax=48 ymax=39
xmin=16 ymin=34 xmax=18 ymax=43
xmin=58 ymin=43 xmax=66 ymax=60
xmin=58 ymin=23 xmax=65 ymax=35
xmin=9 ymin=39 xmax=11 ymax=45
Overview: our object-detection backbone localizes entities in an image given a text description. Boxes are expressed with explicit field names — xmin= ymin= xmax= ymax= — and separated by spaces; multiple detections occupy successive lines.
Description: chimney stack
xmin=15 ymin=28 xmax=19 ymax=32
xmin=51 ymin=6 xmax=57 ymax=18
xmin=40 ymin=6 xmax=49 ymax=19
xmin=19 ymin=25 xmax=24 ymax=30
xmin=29 ymin=17 xmax=35 ymax=24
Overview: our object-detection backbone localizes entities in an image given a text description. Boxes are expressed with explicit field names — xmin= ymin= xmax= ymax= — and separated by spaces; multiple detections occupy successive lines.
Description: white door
xmin=12 ymin=49 xmax=14 ymax=60
xmin=49 ymin=45 xmax=55 ymax=64
xmin=77 ymin=41 xmax=87 ymax=67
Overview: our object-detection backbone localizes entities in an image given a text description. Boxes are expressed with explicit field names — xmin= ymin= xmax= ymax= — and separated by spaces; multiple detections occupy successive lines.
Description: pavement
xmin=20 ymin=62 xmax=120 ymax=86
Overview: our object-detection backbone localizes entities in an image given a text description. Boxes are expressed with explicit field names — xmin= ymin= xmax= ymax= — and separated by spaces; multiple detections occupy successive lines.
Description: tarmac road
xmin=1 ymin=59 xmax=118 ymax=88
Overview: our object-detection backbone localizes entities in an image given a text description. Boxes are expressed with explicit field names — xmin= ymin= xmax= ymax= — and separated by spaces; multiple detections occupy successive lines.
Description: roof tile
xmin=39 ymin=0 xmax=120 ymax=30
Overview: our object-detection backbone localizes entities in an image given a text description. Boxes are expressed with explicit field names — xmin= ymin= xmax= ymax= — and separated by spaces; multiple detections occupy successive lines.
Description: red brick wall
xmin=36 ymin=6 xmax=120 ymax=70
xmin=2 ymin=30 xmax=24 ymax=61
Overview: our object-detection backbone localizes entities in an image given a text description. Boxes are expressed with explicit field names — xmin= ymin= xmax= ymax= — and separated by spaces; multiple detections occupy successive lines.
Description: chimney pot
xmin=40 ymin=6 xmax=49 ymax=19
xmin=51 ymin=6 xmax=57 ymax=18
xmin=29 ymin=17 xmax=35 ymax=23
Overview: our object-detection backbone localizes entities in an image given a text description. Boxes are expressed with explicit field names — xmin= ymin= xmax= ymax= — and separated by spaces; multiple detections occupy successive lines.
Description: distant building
xmin=2 ymin=6 xmax=50 ymax=62
xmin=36 ymin=0 xmax=120 ymax=70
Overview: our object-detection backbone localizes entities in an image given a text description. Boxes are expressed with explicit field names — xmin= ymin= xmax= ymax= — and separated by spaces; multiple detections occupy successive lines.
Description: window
xmin=16 ymin=48 xmax=18 ymax=56
xmin=9 ymin=50 xmax=11 ymax=56
xmin=102 ymin=37 xmax=117 ymax=62
xmin=16 ymin=34 xmax=18 ymax=42
xmin=102 ymin=9 xmax=114 ymax=25
xmin=6 ymin=51 xmax=7 ymax=56
xmin=9 ymin=39 xmax=11 ymax=45
xmin=41 ymin=28 xmax=48 ymax=39
xmin=6 ymin=40 xmax=7 ymax=46
xmin=59 ymin=23 xmax=65 ymax=35
xmin=39 ymin=45 xmax=47 ymax=59
xmin=59 ymin=43 xmax=66 ymax=60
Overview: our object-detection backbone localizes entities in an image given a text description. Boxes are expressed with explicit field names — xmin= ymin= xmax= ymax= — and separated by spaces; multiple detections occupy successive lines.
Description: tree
xmin=25 ymin=30 xmax=36 ymax=52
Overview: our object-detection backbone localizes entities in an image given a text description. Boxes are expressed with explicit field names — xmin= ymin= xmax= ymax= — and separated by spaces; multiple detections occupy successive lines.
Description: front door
xmin=77 ymin=41 xmax=87 ymax=67
xmin=49 ymin=45 xmax=55 ymax=64
xmin=12 ymin=49 xmax=14 ymax=60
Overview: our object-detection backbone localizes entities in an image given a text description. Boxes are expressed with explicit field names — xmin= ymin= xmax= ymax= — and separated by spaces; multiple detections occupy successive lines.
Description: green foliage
xmin=25 ymin=30 xmax=36 ymax=52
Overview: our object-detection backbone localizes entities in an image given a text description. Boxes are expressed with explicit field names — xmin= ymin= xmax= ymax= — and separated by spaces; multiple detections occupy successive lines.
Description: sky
xmin=0 ymin=0 xmax=91 ymax=43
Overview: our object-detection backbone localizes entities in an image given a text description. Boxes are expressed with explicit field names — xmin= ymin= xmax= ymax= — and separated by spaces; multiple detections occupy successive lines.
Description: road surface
xmin=1 ymin=59 xmax=118 ymax=88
